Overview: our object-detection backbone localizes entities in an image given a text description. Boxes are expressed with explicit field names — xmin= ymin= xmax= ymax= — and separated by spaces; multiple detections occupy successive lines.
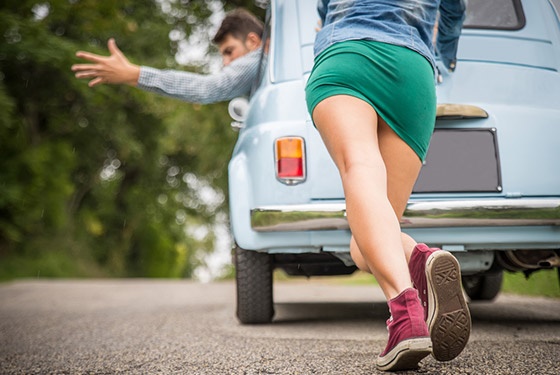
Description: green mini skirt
xmin=305 ymin=40 xmax=436 ymax=161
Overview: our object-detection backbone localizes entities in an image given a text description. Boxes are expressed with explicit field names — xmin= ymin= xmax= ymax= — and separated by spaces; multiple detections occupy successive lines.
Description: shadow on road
xmin=271 ymin=297 xmax=560 ymax=326
xmin=468 ymin=298 xmax=560 ymax=325
xmin=273 ymin=301 xmax=388 ymax=324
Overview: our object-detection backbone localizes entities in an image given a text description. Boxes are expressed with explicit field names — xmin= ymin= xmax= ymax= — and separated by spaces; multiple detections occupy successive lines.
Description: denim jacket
xmin=315 ymin=0 xmax=465 ymax=73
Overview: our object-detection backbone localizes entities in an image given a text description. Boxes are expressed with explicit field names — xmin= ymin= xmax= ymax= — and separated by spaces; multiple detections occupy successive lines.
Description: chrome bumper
xmin=250 ymin=199 xmax=560 ymax=232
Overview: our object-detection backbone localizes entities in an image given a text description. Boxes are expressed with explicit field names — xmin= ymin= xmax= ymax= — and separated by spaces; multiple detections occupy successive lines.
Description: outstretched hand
xmin=71 ymin=38 xmax=140 ymax=87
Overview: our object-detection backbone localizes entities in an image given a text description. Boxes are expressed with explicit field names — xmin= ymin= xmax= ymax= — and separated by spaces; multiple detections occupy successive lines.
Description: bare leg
xmin=348 ymin=114 xmax=423 ymax=274
xmin=313 ymin=95 xmax=422 ymax=300
xmin=352 ymin=232 xmax=419 ymax=273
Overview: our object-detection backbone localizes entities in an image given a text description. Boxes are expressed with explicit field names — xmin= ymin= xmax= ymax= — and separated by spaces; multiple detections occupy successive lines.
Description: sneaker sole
xmin=376 ymin=337 xmax=432 ymax=372
xmin=426 ymin=251 xmax=471 ymax=362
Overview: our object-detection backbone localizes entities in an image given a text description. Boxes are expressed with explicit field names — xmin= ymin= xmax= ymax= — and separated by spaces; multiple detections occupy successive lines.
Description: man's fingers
xmin=107 ymin=38 xmax=124 ymax=58
xmin=72 ymin=38 xmax=130 ymax=86
xmin=74 ymin=70 xmax=99 ymax=79
xmin=88 ymin=77 xmax=104 ymax=87
xmin=75 ymin=51 xmax=105 ymax=63
xmin=71 ymin=63 xmax=101 ymax=72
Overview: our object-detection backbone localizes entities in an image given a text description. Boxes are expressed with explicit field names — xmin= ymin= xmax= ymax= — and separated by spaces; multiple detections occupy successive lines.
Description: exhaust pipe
xmin=497 ymin=250 xmax=560 ymax=272
xmin=537 ymin=253 xmax=560 ymax=268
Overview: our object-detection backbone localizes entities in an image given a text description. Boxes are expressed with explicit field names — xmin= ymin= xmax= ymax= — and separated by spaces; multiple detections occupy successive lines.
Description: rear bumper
xmin=250 ymin=198 xmax=560 ymax=232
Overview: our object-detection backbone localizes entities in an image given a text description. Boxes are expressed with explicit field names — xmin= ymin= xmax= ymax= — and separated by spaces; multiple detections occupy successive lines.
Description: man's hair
xmin=212 ymin=8 xmax=264 ymax=44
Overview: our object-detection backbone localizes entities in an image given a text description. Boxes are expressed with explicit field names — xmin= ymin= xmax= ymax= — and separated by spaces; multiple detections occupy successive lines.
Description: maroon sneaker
xmin=376 ymin=288 xmax=431 ymax=371
xmin=409 ymin=244 xmax=472 ymax=362
xmin=409 ymin=243 xmax=436 ymax=320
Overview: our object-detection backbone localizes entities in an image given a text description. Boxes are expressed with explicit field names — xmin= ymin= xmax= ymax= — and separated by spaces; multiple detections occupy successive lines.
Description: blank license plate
xmin=413 ymin=128 xmax=502 ymax=193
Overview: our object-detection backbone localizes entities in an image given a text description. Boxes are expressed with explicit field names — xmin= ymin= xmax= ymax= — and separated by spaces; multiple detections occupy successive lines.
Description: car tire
xmin=462 ymin=271 xmax=503 ymax=301
xmin=235 ymin=246 xmax=274 ymax=324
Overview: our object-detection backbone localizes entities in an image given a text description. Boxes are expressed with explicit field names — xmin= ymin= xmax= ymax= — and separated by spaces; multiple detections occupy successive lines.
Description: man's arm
xmin=72 ymin=39 xmax=262 ymax=104
xmin=437 ymin=0 xmax=466 ymax=72
xmin=72 ymin=39 xmax=140 ymax=87
xmin=137 ymin=49 xmax=262 ymax=104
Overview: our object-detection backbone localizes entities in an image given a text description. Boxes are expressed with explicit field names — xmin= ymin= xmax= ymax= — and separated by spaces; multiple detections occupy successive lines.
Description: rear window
xmin=463 ymin=0 xmax=525 ymax=30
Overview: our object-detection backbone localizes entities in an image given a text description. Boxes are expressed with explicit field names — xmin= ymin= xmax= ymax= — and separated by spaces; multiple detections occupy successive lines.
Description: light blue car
xmin=228 ymin=0 xmax=560 ymax=324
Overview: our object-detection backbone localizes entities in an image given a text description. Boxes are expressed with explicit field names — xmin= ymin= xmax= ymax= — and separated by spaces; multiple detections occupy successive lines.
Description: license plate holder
xmin=413 ymin=128 xmax=502 ymax=193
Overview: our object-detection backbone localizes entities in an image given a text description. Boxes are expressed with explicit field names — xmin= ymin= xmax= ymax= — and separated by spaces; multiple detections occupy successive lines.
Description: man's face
xmin=218 ymin=34 xmax=257 ymax=66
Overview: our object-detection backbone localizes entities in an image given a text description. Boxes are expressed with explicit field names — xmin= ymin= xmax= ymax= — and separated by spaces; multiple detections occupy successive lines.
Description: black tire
xmin=462 ymin=271 xmax=503 ymax=301
xmin=234 ymin=246 xmax=274 ymax=324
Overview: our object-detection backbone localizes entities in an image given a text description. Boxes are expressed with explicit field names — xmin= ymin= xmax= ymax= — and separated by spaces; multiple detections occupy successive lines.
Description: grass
xmin=0 ymin=233 xmax=116 ymax=282
xmin=502 ymin=269 xmax=560 ymax=298
xmin=0 ymin=248 xmax=107 ymax=281
xmin=274 ymin=270 xmax=378 ymax=285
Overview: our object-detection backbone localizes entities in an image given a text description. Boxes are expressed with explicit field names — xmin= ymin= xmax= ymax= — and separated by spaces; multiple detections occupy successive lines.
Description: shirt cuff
xmin=137 ymin=66 xmax=161 ymax=89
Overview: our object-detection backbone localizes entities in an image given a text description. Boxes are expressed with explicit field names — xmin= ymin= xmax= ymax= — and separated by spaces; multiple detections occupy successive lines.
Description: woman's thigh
xmin=378 ymin=117 xmax=423 ymax=219
xmin=312 ymin=95 xmax=422 ymax=220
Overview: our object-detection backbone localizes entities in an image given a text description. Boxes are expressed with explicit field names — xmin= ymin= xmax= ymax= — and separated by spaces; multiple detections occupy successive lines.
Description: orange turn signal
xmin=275 ymin=137 xmax=306 ymax=184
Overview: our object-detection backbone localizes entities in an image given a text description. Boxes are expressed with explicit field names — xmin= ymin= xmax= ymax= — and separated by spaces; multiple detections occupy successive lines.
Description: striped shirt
xmin=137 ymin=48 xmax=262 ymax=104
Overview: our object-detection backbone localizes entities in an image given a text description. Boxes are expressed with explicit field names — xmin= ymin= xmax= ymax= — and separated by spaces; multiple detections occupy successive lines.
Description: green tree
xmin=0 ymin=0 xmax=265 ymax=279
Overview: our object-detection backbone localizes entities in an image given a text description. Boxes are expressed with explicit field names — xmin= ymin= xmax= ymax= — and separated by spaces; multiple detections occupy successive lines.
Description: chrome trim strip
xmin=250 ymin=199 xmax=560 ymax=232
xmin=436 ymin=104 xmax=489 ymax=119
xmin=251 ymin=203 xmax=347 ymax=232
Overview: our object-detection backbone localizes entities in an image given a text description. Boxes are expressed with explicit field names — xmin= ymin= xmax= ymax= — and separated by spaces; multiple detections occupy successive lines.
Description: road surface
xmin=1 ymin=279 xmax=559 ymax=374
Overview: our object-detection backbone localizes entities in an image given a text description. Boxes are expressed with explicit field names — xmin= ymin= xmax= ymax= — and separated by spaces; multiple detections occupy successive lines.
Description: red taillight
xmin=277 ymin=158 xmax=303 ymax=178
xmin=275 ymin=137 xmax=306 ymax=184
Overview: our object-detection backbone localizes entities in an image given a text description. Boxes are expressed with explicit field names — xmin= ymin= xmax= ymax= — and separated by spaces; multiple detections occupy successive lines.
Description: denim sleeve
xmin=317 ymin=0 xmax=328 ymax=24
xmin=137 ymin=50 xmax=261 ymax=104
xmin=437 ymin=0 xmax=466 ymax=71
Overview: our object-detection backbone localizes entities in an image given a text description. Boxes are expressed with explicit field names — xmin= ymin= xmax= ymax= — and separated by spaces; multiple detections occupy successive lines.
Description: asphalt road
xmin=1 ymin=279 xmax=559 ymax=375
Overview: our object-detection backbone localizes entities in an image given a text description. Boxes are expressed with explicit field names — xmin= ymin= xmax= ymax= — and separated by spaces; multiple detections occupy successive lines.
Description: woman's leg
xmin=312 ymin=95 xmax=421 ymax=300
xmin=349 ymin=116 xmax=424 ymax=273
xmin=314 ymin=95 xmax=431 ymax=371
xmin=334 ymin=110 xmax=471 ymax=362
xmin=351 ymin=232 xmax=419 ymax=272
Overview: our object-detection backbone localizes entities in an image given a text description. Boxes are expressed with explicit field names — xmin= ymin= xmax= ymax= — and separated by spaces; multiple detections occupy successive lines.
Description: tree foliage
xmin=0 ymin=0 xmax=265 ymax=279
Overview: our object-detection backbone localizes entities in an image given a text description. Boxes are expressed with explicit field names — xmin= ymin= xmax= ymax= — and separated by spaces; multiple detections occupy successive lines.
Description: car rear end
xmin=228 ymin=0 xmax=560 ymax=323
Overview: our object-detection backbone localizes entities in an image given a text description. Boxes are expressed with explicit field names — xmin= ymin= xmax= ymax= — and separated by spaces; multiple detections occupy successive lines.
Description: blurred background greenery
xmin=0 ymin=1 xmax=558 ymax=299
xmin=0 ymin=0 xmax=265 ymax=280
